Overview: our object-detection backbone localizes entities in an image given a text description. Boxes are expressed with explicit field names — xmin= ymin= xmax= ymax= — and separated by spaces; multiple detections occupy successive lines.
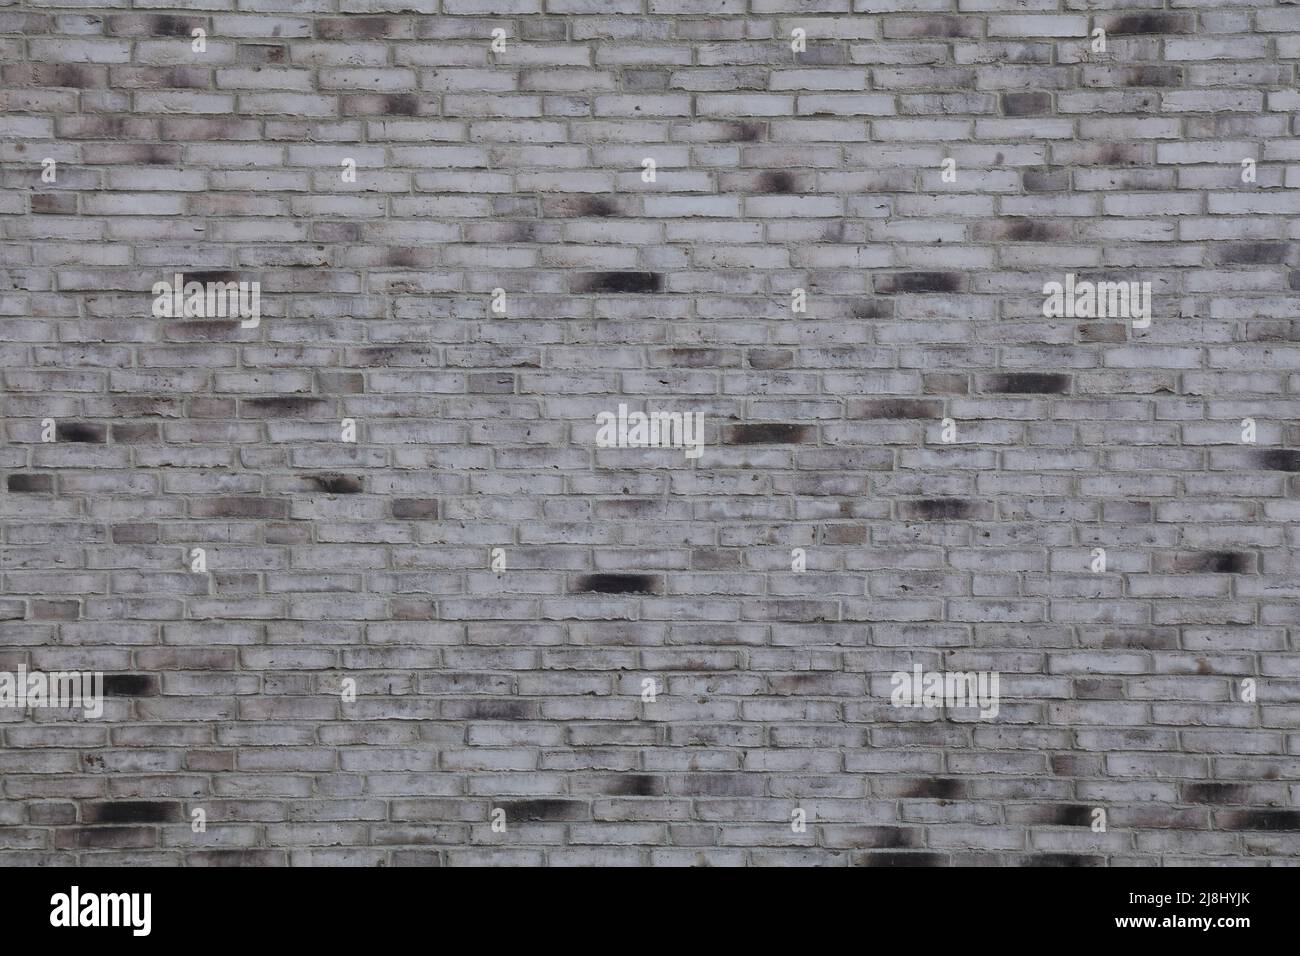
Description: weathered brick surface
xmin=2 ymin=2 xmax=1299 ymax=866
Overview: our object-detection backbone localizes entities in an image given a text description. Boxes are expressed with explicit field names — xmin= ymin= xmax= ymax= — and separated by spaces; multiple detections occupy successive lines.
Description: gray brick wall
xmin=2 ymin=1 xmax=1299 ymax=866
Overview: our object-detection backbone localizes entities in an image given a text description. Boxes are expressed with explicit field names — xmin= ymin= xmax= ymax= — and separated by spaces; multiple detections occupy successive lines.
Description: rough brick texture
xmin=2 ymin=1 xmax=1300 ymax=867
